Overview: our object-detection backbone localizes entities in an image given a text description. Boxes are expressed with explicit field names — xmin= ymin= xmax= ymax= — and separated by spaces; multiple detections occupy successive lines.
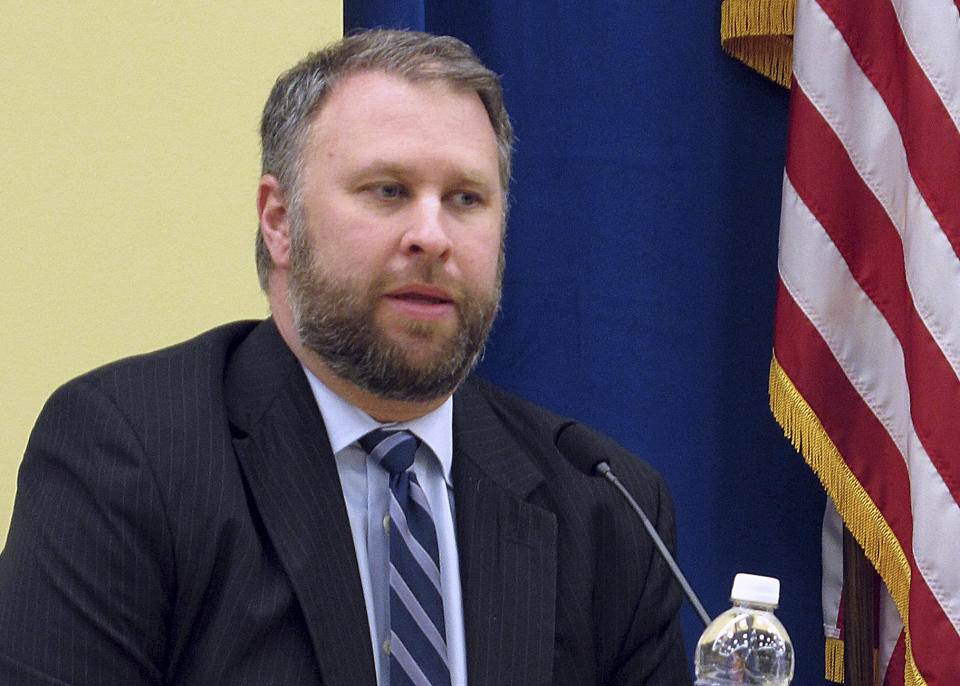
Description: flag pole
xmin=843 ymin=525 xmax=876 ymax=685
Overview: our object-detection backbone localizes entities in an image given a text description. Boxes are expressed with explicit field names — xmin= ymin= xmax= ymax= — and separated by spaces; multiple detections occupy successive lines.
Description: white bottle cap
xmin=730 ymin=573 xmax=780 ymax=608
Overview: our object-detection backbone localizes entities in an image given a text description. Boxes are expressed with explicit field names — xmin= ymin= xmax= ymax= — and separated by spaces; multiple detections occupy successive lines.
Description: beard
xmin=286 ymin=217 xmax=502 ymax=403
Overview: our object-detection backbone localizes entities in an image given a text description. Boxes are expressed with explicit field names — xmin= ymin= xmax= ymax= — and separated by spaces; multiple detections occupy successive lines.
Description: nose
xmin=399 ymin=197 xmax=452 ymax=261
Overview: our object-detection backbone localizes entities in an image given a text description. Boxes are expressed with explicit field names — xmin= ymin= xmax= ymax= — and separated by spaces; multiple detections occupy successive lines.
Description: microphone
xmin=555 ymin=422 xmax=711 ymax=628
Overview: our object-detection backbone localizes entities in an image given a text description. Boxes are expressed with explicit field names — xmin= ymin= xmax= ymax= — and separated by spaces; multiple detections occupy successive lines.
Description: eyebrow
xmin=346 ymin=160 xmax=498 ymax=189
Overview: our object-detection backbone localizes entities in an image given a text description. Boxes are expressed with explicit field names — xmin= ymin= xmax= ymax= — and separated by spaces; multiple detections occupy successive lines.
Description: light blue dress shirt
xmin=302 ymin=366 xmax=467 ymax=686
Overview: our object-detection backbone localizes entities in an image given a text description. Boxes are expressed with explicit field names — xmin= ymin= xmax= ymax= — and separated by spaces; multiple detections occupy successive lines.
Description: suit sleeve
xmin=561 ymin=419 xmax=692 ymax=686
xmin=0 ymin=379 xmax=173 ymax=686
xmin=608 ymin=467 xmax=692 ymax=685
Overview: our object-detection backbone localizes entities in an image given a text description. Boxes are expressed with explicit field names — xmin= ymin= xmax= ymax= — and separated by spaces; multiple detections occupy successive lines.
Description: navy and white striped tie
xmin=360 ymin=429 xmax=451 ymax=686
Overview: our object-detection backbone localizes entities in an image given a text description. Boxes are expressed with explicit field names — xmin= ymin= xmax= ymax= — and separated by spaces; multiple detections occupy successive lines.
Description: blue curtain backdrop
xmin=345 ymin=2 xmax=827 ymax=682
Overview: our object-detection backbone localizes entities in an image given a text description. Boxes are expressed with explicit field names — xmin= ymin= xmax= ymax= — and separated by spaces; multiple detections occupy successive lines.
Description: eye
xmin=359 ymin=182 xmax=406 ymax=201
xmin=453 ymin=191 xmax=482 ymax=207
xmin=375 ymin=183 xmax=404 ymax=199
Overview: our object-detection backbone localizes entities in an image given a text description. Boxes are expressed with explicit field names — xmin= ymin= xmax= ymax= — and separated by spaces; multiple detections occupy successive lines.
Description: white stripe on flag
xmin=782 ymin=154 xmax=960 ymax=639
xmin=892 ymin=0 xmax=960 ymax=132
xmin=777 ymin=0 xmax=960 ymax=681
xmin=794 ymin=0 xmax=960 ymax=383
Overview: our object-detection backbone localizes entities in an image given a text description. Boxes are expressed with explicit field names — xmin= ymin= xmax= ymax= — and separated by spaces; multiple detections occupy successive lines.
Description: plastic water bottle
xmin=694 ymin=573 xmax=794 ymax=685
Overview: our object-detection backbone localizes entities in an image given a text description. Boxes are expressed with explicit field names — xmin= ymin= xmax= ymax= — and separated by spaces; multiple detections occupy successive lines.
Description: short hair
xmin=255 ymin=29 xmax=514 ymax=291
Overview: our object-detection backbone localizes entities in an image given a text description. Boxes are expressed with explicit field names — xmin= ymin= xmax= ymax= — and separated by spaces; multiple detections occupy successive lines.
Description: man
xmin=0 ymin=30 xmax=691 ymax=685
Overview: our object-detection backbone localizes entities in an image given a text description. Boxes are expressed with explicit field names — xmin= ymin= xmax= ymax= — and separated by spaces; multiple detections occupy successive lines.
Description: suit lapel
xmin=452 ymin=381 xmax=558 ymax=686
xmin=225 ymin=321 xmax=377 ymax=686
xmin=222 ymin=322 xmax=560 ymax=685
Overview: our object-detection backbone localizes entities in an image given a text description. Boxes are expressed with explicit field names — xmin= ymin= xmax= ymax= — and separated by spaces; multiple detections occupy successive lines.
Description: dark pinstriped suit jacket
xmin=0 ymin=319 xmax=691 ymax=685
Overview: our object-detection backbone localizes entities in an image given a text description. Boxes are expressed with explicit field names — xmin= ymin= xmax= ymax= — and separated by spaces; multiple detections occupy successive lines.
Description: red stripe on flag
xmin=785 ymin=81 xmax=960 ymax=508
xmin=773 ymin=282 xmax=913 ymax=545
xmin=777 ymin=1 xmax=960 ymax=682
xmin=882 ymin=630 xmax=906 ymax=686
xmin=819 ymin=0 xmax=960 ymax=260
xmin=774 ymin=281 xmax=960 ymax=678
xmin=784 ymin=83 xmax=909 ymax=330
xmin=909 ymin=572 xmax=960 ymax=681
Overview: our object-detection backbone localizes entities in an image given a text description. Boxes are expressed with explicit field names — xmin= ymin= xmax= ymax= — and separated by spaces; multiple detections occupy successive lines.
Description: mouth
xmin=382 ymin=285 xmax=457 ymax=321
xmin=386 ymin=284 xmax=454 ymax=303
xmin=388 ymin=293 xmax=453 ymax=305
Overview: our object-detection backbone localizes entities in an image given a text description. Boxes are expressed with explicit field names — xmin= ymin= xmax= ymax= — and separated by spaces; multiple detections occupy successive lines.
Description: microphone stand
xmin=596 ymin=461 xmax=711 ymax=628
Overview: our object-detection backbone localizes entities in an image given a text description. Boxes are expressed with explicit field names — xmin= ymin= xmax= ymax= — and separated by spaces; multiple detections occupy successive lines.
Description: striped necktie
xmin=360 ymin=429 xmax=451 ymax=686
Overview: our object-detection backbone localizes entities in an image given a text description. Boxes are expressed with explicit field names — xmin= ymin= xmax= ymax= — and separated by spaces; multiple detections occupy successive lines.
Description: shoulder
xmin=33 ymin=320 xmax=264 ymax=449
xmin=46 ymin=320 xmax=259 ymax=403
xmin=458 ymin=374 xmax=570 ymax=438
xmin=456 ymin=378 xmax=687 ymax=681
xmin=456 ymin=375 xmax=667 ymax=502
xmin=68 ymin=320 xmax=261 ymax=388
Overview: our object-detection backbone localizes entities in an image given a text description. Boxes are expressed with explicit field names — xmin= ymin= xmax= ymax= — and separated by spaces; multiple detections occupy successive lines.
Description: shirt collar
xmin=301 ymin=364 xmax=454 ymax=485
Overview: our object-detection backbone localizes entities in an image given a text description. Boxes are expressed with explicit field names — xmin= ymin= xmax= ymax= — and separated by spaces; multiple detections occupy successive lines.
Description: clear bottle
xmin=694 ymin=573 xmax=794 ymax=686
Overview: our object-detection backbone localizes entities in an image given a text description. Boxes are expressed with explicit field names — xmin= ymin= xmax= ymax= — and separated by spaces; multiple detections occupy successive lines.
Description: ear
xmin=258 ymin=174 xmax=292 ymax=270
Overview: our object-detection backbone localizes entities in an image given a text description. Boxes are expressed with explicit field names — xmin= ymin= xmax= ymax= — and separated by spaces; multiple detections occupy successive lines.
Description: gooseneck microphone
xmin=555 ymin=422 xmax=711 ymax=628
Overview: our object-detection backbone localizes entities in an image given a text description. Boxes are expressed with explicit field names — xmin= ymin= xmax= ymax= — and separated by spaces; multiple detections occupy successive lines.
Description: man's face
xmin=287 ymin=70 xmax=504 ymax=402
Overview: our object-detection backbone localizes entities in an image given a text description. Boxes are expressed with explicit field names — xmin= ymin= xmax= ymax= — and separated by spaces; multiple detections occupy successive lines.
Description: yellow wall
xmin=0 ymin=2 xmax=342 ymax=542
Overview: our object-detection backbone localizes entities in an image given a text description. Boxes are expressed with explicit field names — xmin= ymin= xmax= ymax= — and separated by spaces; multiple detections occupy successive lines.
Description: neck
xmin=303 ymin=362 xmax=448 ymax=423
xmin=268 ymin=275 xmax=450 ymax=423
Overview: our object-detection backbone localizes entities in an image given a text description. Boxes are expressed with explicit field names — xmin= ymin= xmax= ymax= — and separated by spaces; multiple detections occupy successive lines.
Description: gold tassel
xmin=768 ymin=354 xmax=928 ymax=686
xmin=825 ymin=637 xmax=844 ymax=683
xmin=720 ymin=0 xmax=796 ymax=88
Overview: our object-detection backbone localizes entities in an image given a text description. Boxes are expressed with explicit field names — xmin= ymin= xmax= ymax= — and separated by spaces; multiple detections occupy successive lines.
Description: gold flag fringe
xmin=720 ymin=0 xmax=795 ymax=88
xmin=769 ymin=354 xmax=927 ymax=686
xmin=825 ymin=637 xmax=844 ymax=683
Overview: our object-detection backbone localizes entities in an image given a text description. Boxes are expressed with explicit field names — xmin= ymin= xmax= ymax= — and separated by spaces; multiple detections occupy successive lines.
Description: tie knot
xmin=359 ymin=429 xmax=419 ymax=475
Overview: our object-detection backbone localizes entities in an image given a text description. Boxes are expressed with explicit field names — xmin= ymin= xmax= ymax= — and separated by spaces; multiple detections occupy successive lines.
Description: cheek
xmin=306 ymin=211 xmax=392 ymax=271
xmin=459 ymin=231 xmax=503 ymax=288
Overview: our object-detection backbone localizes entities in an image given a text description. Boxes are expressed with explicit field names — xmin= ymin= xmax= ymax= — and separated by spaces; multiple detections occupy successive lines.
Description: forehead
xmin=314 ymin=68 xmax=488 ymax=125
xmin=303 ymin=70 xmax=499 ymax=182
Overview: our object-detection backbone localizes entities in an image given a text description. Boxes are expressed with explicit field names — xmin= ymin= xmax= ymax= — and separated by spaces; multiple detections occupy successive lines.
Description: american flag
xmin=769 ymin=0 xmax=960 ymax=683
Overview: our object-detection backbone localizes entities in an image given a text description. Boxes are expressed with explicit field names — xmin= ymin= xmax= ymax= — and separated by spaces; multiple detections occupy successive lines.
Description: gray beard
xmin=287 ymin=232 xmax=501 ymax=403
